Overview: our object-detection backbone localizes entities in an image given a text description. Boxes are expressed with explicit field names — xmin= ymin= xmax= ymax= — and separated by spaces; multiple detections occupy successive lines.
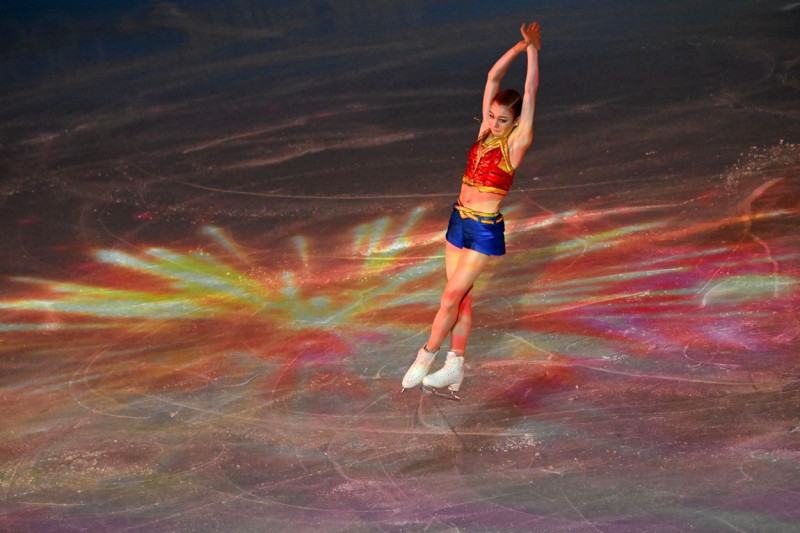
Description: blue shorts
xmin=445 ymin=205 xmax=506 ymax=256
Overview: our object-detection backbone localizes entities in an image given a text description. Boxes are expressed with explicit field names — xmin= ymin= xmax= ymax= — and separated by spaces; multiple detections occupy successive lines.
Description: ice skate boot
xmin=400 ymin=346 xmax=438 ymax=392
xmin=422 ymin=351 xmax=464 ymax=401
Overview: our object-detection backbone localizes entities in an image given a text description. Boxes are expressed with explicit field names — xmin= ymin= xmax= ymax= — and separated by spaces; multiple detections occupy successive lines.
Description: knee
xmin=460 ymin=293 xmax=473 ymax=309
xmin=441 ymin=286 xmax=470 ymax=312
xmin=459 ymin=294 xmax=473 ymax=319
xmin=440 ymin=287 xmax=464 ymax=311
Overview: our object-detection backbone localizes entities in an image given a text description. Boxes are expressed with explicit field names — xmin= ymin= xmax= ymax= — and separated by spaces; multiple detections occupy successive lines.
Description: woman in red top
xmin=401 ymin=22 xmax=541 ymax=399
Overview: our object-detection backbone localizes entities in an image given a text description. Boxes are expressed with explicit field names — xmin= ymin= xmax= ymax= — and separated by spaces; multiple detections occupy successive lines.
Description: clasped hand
xmin=520 ymin=22 xmax=541 ymax=50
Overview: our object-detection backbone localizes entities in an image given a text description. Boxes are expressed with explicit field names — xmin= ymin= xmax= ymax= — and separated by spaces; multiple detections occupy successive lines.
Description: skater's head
xmin=488 ymin=89 xmax=522 ymax=137
xmin=492 ymin=89 xmax=522 ymax=118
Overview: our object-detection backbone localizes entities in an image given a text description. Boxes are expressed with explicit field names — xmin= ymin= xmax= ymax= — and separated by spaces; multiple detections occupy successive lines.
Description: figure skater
xmin=401 ymin=22 xmax=541 ymax=399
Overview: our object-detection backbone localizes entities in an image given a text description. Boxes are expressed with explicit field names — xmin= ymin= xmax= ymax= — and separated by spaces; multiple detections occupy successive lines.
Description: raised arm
xmin=480 ymin=40 xmax=528 ymax=135
xmin=508 ymin=22 xmax=540 ymax=168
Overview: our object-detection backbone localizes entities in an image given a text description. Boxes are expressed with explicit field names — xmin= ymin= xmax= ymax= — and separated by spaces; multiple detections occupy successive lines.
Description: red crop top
xmin=461 ymin=129 xmax=515 ymax=196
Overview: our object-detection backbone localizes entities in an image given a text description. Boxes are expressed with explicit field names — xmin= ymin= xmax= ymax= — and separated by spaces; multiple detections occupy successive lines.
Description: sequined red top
xmin=461 ymin=129 xmax=515 ymax=196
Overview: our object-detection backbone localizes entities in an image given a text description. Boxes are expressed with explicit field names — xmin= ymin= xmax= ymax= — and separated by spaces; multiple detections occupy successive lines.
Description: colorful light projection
xmin=0 ymin=183 xmax=798 ymax=531
xmin=0 ymin=187 xmax=797 ymax=390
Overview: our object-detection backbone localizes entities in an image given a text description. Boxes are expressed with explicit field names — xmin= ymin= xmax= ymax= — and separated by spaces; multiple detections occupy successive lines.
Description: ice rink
xmin=1 ymin=1 xmax=799 ymax=531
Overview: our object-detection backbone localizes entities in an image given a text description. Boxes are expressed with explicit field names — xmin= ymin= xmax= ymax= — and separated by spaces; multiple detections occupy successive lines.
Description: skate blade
xmin=422 ymin=385 xmax=461 ymax=401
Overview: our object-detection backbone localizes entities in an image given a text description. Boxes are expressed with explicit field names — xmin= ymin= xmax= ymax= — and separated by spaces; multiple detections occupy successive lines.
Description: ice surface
xmin=1 ymin=1 xmax=799 ymax=531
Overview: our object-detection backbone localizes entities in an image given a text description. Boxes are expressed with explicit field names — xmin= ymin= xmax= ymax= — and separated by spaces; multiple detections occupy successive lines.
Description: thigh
xmin=444 ymin=241 xmax=462 ymax=280
xmin=445 ymin=247 xmax=491 ymax=295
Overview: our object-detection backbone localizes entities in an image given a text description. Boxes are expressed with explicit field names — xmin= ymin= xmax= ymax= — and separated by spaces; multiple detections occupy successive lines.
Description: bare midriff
xmin=458 ymin=183 xmax=505 ymax=214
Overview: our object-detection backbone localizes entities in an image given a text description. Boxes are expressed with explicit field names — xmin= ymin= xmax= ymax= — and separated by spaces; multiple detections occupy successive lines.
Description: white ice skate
xmin=422 ymin=351 xmax=464 ymax=401
xmin=400 ymin=346 xmax=438 ymax=392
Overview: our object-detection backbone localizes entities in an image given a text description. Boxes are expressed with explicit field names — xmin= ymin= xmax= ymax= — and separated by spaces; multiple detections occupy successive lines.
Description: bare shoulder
xmin=508 ymin=126 xmax=532 ymax=150
xmin=507 ymin=128 xmax=533 ymax=168
xmin=478 ymin=120 xmax=490 ymax=139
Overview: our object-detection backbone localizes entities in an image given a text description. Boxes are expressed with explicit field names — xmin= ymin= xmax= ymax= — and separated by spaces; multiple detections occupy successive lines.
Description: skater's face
xmin=487 ymin=102 xmax=518 ymax=138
